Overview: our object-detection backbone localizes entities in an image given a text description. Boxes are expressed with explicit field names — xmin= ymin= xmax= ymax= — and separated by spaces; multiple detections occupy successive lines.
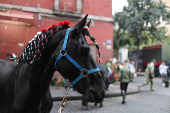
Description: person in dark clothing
xmin=118 ymin=62 xmax=132 ymax=104
xmin=167 ymin=60 xmax=170 ymax=69
xmin=167 ymin=60 xmax=170 ymax=77
xmin=138 ymin=59 xmax=156 ymax=91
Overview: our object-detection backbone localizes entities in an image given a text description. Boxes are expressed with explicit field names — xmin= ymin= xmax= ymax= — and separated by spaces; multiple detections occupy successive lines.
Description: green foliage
xmin=114 ymin=30 xmax=131 ymax=51
xmin=114 ymin=0 xmax=170 ymax=49
xmin=114 ymin=0 xmax=170 ymax=68
xmin=114 ymin=12 xmax=128 ymax=30
xmin=124 ymin=0 xmax=170 ymax=41
xmin=114 ymin=12 xmax=132 ymax=52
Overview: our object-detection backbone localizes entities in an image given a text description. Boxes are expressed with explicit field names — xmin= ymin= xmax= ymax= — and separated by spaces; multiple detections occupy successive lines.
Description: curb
xmin=52 ymin=91 xmax=139 ymax=101
xmin=104 ymin=91 xmax=139 ymax=98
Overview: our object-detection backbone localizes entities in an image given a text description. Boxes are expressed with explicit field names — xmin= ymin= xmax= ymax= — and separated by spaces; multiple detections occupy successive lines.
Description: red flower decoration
xmin=48 ymin=26 xmax=53 ymax=30
xmin=52 ymin=24 xmax=57 ymax=28
xmin=64 ymin=20 xmax=70 ymax=26
xmin=59 ymin=21 xmax=64 ymax=26
xmin=42 ymin=28 xmax=47 ymax=32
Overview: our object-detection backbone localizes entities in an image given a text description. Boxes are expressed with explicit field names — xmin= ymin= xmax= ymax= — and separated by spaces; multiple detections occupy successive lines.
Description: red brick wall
xmin=0 ymin=0 xmax=54 ymax=9
xmin=82 ymin=0 xmax=112 ymax=17
xmin=0 ymin=0 xmax=112 ymax=17
xmin=86 ymin=20 xmax=113 ymax=64
xmin=0 ymin=0 xmax=77 ymax=12
xmin=0 ymin=0 xmax=113 ymax=64
xmin=59 ymin=0 xmax=77 ymax=12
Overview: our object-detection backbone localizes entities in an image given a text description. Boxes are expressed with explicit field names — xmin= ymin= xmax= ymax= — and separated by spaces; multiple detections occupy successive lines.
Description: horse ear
xmin=86 ymin=19 xmax=91 ymax=28
xmin=6 ymin=53 xmax=9 ymax=56
xmin=71 ymin=14 xmax=88 ymax=34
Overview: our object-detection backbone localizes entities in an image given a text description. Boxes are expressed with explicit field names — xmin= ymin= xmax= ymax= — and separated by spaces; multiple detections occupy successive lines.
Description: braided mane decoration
xmin=19 ymin=20 xmax=70 ymax=65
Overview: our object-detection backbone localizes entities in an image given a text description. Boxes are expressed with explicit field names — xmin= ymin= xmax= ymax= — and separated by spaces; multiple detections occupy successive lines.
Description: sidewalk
xmin=50 ymin=76 xmax=170 ymax=113
xmin=50 ymin=76 xmax=170 ymax=101
xmin=50 ymin=80 xmax=139 ymax=101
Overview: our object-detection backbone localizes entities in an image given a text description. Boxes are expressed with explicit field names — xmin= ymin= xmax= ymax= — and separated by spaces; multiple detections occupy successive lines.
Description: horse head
xmin=48 ymin=15 xmax=106 ymax=103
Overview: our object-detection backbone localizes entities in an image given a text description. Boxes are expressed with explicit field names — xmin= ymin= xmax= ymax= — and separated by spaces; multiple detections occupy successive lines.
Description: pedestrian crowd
xmin=104 ymin=58 xmax=135 ymax=104
xmin=104 ymin=58 xmax=170 ymax=105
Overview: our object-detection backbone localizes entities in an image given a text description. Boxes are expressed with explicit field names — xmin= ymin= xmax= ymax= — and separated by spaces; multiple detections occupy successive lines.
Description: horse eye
xmin=80 ymin=48 xmax=89 ymax=56
xmin=81 ymin=49 xmax=86 ymax=54
xmin=81 ymin=41 xmax=84 ymax=45
xmin=79 ymin=46 xmax=89 ymax=56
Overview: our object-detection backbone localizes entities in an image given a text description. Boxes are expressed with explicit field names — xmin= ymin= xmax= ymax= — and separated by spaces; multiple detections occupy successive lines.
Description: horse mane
xmin=18 ymin=20 xmax=70 ymax=65
xmin=18 ymin=19 xmax=100 ymax=65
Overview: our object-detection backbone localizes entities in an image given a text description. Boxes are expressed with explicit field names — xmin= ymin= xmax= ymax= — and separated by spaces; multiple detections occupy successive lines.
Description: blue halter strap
xmin=54 ymin=28 xmax=100 ymax=86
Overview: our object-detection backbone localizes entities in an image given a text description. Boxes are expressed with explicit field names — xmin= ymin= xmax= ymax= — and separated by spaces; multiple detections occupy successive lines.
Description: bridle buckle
xmin=60 ymin=50 xmax=67 ymax=56
xmin=81 ymin=69 xmax=88 ymax=77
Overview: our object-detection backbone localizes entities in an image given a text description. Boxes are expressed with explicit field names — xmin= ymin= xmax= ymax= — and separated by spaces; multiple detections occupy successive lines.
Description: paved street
xmin=50 ymin=76 xmax=170 ymax=113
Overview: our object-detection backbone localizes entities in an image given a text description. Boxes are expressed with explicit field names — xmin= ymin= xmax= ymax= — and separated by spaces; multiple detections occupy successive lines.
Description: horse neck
xmin=13 ymin=50 xmax=56 ymax=111
xmin=15 ymin=46 xmax=57 ymax=101
xmin=30 ymin=50 xmax=55 ymax=88
xmin=17 ymin=29 xmax=65 ymax=90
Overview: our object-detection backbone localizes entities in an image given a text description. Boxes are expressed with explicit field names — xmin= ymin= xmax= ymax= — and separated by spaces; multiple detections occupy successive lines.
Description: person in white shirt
xmin=159 ymin=61 xmax=168 ymax=86
xmin=129 ymin=60 xmax=135 ymax=73
xmin=128 ymin=60 xmax=136 ymax=81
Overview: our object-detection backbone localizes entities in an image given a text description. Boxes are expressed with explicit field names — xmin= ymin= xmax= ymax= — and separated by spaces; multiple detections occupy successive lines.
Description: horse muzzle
xmin=88 ymin=88 xmax=105 ymax=103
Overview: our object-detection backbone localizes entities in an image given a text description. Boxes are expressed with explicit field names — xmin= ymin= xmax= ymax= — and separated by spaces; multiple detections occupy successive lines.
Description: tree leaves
xmin=114 ymin=0 xmax=170 ymax=48
xmin=114 ymin=0 xmax=170 ymax=67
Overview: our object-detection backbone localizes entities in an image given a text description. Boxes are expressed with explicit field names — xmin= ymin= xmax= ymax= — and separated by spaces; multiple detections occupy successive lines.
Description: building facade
xmin=0 ymin=0 xmax=113 ymax=64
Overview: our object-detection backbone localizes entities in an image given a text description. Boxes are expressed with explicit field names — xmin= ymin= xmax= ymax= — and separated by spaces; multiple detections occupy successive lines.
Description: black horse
xmin=0 ymin=14 xmax=105 ymax=113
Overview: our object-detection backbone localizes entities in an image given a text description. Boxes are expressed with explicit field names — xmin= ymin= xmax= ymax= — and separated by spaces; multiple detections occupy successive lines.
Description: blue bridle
xmin=54 ymin=28 xmax=100 ymax=86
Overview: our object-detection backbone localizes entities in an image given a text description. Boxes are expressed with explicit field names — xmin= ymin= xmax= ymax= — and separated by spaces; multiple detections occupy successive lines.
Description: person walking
xmin=138 ymin=59 xmax=157 ymax=91
xmin=159 ymin=61 xmax=168 ymax=86
xmin=167 ymin=60 xmax=170 ymax=69
xmin=167 ymin=60 xmax=170 ymax=77
xmin=129 ymin=60 xmax=136 ymax=81
xmin=113 ymin=59 xmax=120 ymax=85
xmin=105 ymin=58 xmax=113 ymax=74
xmin=118 ymin=62 xmax=132 ymax=104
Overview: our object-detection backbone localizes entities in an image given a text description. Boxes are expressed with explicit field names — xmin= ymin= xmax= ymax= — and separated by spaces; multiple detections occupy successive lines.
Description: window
xmin=54 ymin=0 xmax=82 ymax=13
